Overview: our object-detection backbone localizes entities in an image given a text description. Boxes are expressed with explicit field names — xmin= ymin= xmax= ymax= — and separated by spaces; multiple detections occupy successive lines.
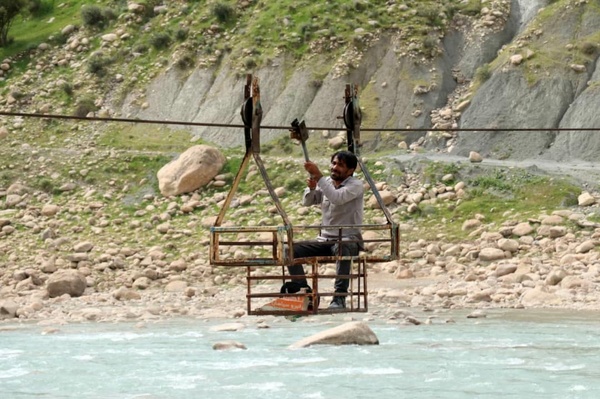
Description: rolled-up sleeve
xmin=302 ymin=187 xmax=323 ymax=206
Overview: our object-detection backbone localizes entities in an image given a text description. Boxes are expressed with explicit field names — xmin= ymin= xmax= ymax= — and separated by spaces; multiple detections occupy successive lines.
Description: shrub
xmin=81 ymin=5 xmax=107 ymax=28
xmin=88 ymin=55 xmax=111 ymax=76
xmin=417 ymin=5 xmax=443 ymax=27
xmin=133 ymin=43 xmax=149 ymax=54
xmin=49 ymin=32 xmax=68 ymax=45
xmin=175 ymin=28 xmax=188 ymax=41
xmin=101 ymin=7 xmax=118 ymax=22
xmin=73 ymin=96 xmax=98 ymax=117
xmin=581 ymin=42 xmax=597 ymax=55
xmin=36 ymin=178 xmax=55 ymax=193
xmin=474 ymin=64 xmax=491 ymax=83
xmin=352 ymin=0 xmax=367 ymax=12
xmin=139 ymin=0 xmax=162 ymax=19
xmin=459 ymin=0 xmax=482 ymax=16
xmin=62 ymin=82 xmax=74 ymax=96
xmin=423 ymin=36 xmax=438 ymax=51
xmin=175 ymin=52 xmax=195 ymax=69
xmin=149 ymin=32 xmax=172 ymax=50
xmin=28 ymin=0 xmax=55 ymax=17
xmin=211 ymin=2 xmax=235 ymax=23
xmin=244 ymin=57 xmax=257 ymax=69
xmin=284 ymin=177 xmax=304 ymax=192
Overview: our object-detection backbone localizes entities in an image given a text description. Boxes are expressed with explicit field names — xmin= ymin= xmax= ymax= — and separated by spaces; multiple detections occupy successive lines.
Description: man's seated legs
xmin=287 ymin=241 xmax=333 ymax=289
xmin=329 ymin=241 xmax=359 ymax=309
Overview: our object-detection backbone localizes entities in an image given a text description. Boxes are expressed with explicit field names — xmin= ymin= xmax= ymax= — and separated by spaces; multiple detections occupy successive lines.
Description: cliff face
xmin=456 ymin=0 xmax=600 ymax=162
xmin=117 ymin=0 xmax=600 ymax=162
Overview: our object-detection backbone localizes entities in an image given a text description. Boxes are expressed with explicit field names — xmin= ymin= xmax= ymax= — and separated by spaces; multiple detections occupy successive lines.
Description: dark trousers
xmin=287 ymin=240 xmax=359 ymax=293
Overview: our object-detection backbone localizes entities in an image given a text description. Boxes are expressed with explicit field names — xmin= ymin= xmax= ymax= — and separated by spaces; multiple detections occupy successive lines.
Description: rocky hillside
xmin=2 ymin=0 xmax=599 ymax=159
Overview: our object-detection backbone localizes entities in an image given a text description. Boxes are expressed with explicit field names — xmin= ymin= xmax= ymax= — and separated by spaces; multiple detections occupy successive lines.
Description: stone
xmin=367 ymin=190 xmax=396 ymax=208
xmin=212 ymin=341 xmax=247 ymax=350
xmin=165 ymin=280 xmax=187 ymax=292
xmin=479 ymin=247 xmax=505 ymax=261
xmin=41 ymin=204 xmax=59 ymax=216
xmin=510 ymin=54 xmax=523 ymax=65
xmin=113 ymin=287 xmax=141 ymax=300
xmin=541 ymin=215 xmax=564 ymax=226
xmin=46 ymin=270 xmax=87 ymax=298
xmin=328 ymin=136 xmax=345 ymax=149
xmin=469 ymin=151 xmax=483 ymax=163
xmin=520 ymin=287 xmax=562 ymax=306
xmin=74 ymin=241 xmax=94 ymax=253
xmin=101 ymin=33 xmax=118 ymax=42
xmin=495 ymin=263 xmax=517 ymax=277
xmin=497 ymin=238 xmax=519 ymax=252
xmin=578 ymin=192 xmax=596 ymax=206
xmin=512 ymin=222 xmax=533 ymax=236
xmin=549 ymin=226 xmax=567 ymax=238
xmin=545 ymin=269 xmax=566 ymax=286
xmin=0 ymin=300 xmax=18 ymax=319
xmin=210 ymin=323 xmax=245 ymax=332
xmin=466 ymin=310 xmax=487 ymax=318
xmin=157 ymin=145 xmax=226 ymax=196
xmin=289 ymin=322 xmax=379 ymax=348
xmin=5 ymin=194 xmax=21 ymax=207
xmin=462 ymin=219 xmax=481 ymax=231
xmin=575 ymin=240 xmax=596 ymax=254
xmin=61 ymin=25 xmax=76 ymax=36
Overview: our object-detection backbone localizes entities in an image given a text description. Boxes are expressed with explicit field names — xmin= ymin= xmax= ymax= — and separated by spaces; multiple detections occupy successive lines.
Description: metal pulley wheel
xmin=343 ymin=100 xmax=354 ymax=130
xmin=241 ymin=97 xmax=253 ymax=126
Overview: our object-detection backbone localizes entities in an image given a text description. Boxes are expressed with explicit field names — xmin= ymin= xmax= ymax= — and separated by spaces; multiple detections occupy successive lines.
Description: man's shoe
xmin=328 ymin=295 xmax=346 ymax=309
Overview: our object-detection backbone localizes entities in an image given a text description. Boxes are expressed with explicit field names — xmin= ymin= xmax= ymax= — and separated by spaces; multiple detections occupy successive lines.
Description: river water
xmin=1 ymin=309 xmax=600 ymax=399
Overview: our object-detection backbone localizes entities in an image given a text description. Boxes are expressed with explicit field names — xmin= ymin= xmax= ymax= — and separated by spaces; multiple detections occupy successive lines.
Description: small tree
xmin=0 ymin=0 xmax=28 ymax=47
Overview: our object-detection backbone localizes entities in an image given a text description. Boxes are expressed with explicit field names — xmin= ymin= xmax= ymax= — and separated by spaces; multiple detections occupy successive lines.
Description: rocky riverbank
xmin=2 ymin=151 xmax=600 ymax=325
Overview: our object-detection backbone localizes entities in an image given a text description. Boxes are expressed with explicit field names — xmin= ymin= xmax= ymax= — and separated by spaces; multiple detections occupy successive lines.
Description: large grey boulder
xmin=157 ymin=145 xmax=226 ymax=197
xmin=289 ymin=321 xmax=379 ymax=349
xmin=46 ymin=270 xmax=87 ymax=298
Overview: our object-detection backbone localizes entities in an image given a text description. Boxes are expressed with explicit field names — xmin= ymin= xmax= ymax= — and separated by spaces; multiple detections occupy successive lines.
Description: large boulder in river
xmin=46 ymin=270 xmax=87 ymax=298
xmin=289 ymin=321 xmax=379 ymax=349
xmin=157 ymin=145 xmax=226 ymax=197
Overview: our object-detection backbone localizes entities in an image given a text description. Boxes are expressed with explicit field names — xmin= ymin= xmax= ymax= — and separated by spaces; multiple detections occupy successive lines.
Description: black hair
xmin=331 ymin=150 xmax=358 ymax=170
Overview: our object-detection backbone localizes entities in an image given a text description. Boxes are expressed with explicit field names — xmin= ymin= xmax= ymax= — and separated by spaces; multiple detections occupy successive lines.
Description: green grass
xmin=0 ymin=0 xmax=90 ymax=59
xmin=398 ymin=170 xmax=581 ymax=242
xmin=97 ymin=125 xmax=194 ymax=152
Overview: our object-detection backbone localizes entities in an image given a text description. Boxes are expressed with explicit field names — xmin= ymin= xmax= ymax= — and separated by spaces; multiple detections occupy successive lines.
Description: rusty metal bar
xmin=246 ymin=266 xmax=251 ymax=315
xmin=214 ymin=154 xmax=251 ymax=228
xmin=251 ymin=76 xmax=262 ymax=154
xmin=253 ymin=153 xmax=291 ymax=226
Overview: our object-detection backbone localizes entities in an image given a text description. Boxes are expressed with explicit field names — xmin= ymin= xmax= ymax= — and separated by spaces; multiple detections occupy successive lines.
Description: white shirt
xmin=302 ymin=175 xmax=364 ymax=240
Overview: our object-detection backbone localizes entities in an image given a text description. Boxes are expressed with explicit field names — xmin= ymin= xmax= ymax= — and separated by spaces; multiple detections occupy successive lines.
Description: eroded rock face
xmin=157 ymin=145 xmax=226 ymax=197
xmin=289 ymin=321 xmax=379 ymax=349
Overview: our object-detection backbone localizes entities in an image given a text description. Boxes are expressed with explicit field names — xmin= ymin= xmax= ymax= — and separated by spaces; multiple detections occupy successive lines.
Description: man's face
xmin=330 ymin=156 xmax=354 ymax=182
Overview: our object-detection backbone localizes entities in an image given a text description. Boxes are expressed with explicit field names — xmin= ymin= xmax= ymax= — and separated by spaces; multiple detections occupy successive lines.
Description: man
xmin=287 ymin=150 xmax=364 ymax=309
